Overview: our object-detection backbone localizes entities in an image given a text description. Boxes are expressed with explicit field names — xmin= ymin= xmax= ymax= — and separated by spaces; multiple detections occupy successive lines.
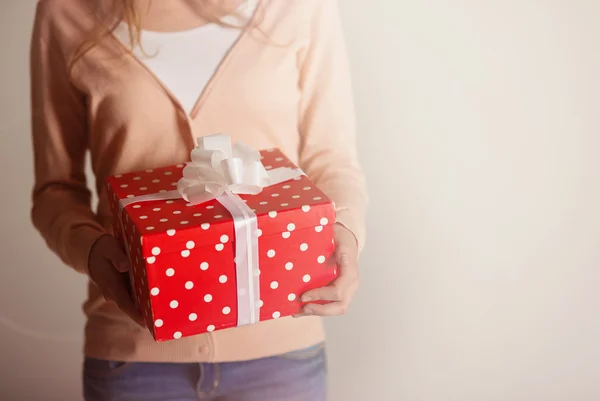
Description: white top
xmin=113 ymin=1 xmax=257 ymax=115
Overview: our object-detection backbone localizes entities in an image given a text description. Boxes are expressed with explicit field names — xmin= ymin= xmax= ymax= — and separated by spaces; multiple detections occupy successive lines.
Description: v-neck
xmin=110 ymin=0 xmax=263 ymax=121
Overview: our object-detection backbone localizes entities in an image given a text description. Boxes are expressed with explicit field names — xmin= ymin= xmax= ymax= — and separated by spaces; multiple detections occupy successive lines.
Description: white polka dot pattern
xmin=105 ymin=148 xmax=338 ymax=342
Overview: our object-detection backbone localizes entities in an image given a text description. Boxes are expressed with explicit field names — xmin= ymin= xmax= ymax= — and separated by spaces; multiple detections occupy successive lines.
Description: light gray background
xmin=2 ymin=1 xmax=600 ymax=400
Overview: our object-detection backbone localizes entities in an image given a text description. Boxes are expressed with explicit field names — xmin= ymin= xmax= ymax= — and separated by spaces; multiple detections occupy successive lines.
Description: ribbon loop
xmin=222 ymin=158 xmax=244 ymax=185
xmin=198 ymin=133 xmax=234 ymax=158
xmin=177 ymin=134 xmax=302 ymax=205
xmin=233 ymin=141 xmax=262 ymax=162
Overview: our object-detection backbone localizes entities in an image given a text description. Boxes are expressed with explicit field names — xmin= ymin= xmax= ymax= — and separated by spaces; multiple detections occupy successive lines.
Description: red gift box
xmin=105 ymin=138 xmax=337 ymax=342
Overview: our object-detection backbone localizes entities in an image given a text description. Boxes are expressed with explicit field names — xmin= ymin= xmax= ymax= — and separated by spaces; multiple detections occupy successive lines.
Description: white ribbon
xmin=119 ymin=134 xmax=304 ymax=327
xmin=177 ymin=134 xmax=302 ymax=205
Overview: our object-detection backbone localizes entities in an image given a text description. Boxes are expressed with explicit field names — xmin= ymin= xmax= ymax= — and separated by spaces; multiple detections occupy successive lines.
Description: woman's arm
xmin=296 ymin=1 xmax=366 ymax=316
xmin=297 ymin=0 xmax=368 ymax=252
xmin=29 ymin=3 xmax=107 ymax=276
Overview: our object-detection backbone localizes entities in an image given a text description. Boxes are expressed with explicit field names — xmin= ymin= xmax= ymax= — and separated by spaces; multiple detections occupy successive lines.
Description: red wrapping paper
xmin=106 ymin=149 xmax=337 ymax=342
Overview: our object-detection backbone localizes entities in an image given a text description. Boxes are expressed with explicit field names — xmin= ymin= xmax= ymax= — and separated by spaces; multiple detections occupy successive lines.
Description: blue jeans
xmin=83 ymin=343 xmax=327 ymax=401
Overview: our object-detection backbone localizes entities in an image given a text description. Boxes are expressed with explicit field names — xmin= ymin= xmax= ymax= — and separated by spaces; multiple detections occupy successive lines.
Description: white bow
xmin=177 ymin=134 xmax=302 ymax=205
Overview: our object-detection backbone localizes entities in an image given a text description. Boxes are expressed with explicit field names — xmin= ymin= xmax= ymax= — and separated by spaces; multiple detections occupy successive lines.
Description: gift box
xmin=105 ymin=134 xmax=337 ymax=342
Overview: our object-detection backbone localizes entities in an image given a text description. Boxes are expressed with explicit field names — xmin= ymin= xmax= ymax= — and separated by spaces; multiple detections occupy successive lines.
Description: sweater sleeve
xmin=29 ymin=3 xmax=107 ymax=276
xmin=297 ymin=0 xmax=368 ymax=252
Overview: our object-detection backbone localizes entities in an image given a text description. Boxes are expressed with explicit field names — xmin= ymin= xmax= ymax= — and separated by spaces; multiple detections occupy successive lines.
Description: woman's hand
xmin=298 ymin=224 xmax=360 ymax=316
xmin=88 ymin=235 xmax=146 ymax=327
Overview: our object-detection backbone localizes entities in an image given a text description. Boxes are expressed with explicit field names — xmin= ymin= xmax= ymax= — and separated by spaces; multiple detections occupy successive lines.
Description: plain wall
xmin=2 ymin=1 xmax=600 ymax=400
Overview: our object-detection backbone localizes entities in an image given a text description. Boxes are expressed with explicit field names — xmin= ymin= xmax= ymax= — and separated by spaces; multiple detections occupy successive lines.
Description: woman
xmin=30 ymin=0 xmax=367 ymax=399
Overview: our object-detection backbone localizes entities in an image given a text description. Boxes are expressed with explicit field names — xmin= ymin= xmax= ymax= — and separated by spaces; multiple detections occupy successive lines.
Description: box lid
xmin=106 ymin=149 xmax=336 ymax=258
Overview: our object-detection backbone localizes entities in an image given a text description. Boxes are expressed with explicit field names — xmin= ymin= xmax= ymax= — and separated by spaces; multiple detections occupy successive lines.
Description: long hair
xmin=69 ymin=0 xmax=250 ymax=75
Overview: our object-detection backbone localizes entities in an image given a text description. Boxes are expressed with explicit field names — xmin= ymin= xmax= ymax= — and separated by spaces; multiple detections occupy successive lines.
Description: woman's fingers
xmin=302 ymin=302 xmax=349 ymax=316
xmin=296 ymin=276 xmax=358 ymax=317
xmin=301 ymin=285 xmax=341 ymax=303
xmin=99 ymin=263 xmax=145 ymax=327
xmin=89 ymin=235 xmax=144 ymax=326
xmin=301 ymin=271 xmax=358 ymax=302
xmin=110 ymin=276 xmax=146 ymax=327
xmin=114 ymin=287 xmax=146 ymax=327
xmin=301 ymin=280 xmax=347 ymax=303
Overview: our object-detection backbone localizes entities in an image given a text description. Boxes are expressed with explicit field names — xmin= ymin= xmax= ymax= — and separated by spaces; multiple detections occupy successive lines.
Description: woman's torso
xmin=38 ymin=0 xmax=328 ymax=362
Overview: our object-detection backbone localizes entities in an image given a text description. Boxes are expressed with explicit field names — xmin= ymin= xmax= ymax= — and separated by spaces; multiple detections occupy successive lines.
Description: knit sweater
xmin=30 ymin=0 xmax=367 ymax=362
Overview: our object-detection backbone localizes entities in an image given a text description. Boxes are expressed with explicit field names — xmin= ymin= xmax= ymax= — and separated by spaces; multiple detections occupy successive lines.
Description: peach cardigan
xmin=30 ymin=0 xmax=367 ymax=362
